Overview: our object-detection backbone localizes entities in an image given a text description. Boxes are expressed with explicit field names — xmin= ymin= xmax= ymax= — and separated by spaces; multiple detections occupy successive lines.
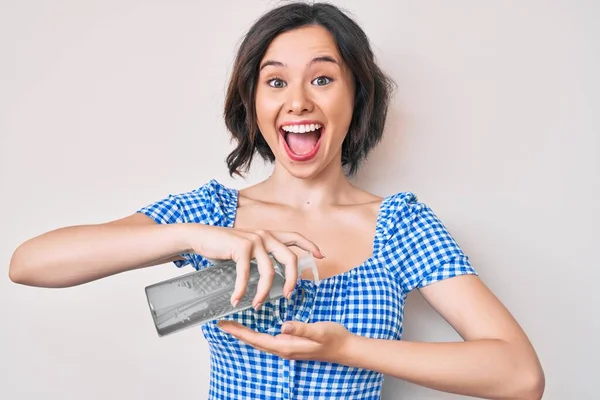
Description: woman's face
xmin=255 ymin=25 xmax=355 ymax=179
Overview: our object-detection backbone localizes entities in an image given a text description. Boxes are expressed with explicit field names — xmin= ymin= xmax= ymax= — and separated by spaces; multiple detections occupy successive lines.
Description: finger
xmin=281 ymin=321 xmax=323 ymax=342
xmin=231 ymin=241 xmax=252 ymax=306
xmin=250 ymin=233 xmax=274 ymax=309
xmin=217 ymin=320 xmax=253 ymax=337
xmin=217 ymin=321 xmax=276 ymax=351
xmin=259 ymin=234 xmax=298 ymax=299
xmin=270 ymin=231 xmax=325 ymax=259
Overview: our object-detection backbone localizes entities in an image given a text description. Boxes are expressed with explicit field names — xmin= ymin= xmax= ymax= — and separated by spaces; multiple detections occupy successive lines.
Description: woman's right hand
xmin=184 ymin=224 xmax=325 ymax=310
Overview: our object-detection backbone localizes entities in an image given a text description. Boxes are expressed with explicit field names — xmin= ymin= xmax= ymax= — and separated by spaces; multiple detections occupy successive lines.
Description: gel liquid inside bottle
xmin=145 ymin=254 xmax=319 ymax=337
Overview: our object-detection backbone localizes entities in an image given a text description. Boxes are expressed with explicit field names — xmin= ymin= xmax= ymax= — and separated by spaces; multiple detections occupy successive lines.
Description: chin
xmin=277 ymin=150 xmax=342 ymax=181
xmin=277 ymin=160 xmax=322 ymax=180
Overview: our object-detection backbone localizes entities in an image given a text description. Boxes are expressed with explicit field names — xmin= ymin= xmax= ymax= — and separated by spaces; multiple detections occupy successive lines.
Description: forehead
xmin=262 ymin=25 xmax=342 ymax=63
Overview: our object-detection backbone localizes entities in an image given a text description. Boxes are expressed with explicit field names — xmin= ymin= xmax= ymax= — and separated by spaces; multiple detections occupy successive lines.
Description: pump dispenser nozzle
xmin=297 ymin=254 xmax=320 ymax=284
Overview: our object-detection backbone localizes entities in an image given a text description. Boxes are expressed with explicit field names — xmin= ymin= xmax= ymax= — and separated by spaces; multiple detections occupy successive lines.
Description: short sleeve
xmin=383 ymin=194 xmax=477 ymax=293
xmin=136 ymin=180 xmax=235 ymax=270
xmin=136 ymin=193 xmax=191 ymax=268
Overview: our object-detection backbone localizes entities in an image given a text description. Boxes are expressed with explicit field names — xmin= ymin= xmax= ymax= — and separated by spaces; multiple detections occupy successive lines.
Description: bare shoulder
xmin=236 ymin=184 xmax=273 ymax=210
xmin=345 ymin=187 xmax=384 ymax=215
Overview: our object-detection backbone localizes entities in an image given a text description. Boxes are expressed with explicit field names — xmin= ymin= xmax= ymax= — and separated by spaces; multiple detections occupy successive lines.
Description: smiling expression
xmin=255 ymin=25 xmax=356 ymax=178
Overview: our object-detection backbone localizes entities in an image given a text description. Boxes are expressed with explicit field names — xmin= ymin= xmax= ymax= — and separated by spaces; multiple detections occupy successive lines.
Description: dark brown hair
xmin=224 ymin=1 xmax=394 ymax=177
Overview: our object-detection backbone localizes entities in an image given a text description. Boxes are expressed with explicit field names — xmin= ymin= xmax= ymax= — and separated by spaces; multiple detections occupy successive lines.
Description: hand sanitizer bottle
xmin=144 ymin=254 xmax=319 ymax=337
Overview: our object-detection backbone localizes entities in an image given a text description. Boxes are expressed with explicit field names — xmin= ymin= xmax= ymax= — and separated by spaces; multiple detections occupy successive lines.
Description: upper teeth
xmin=281 ymin=123 xmax=322 ymax=133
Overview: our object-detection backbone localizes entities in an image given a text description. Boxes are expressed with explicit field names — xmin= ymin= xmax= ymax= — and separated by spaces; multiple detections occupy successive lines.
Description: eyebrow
xmin=259 ymin=55 xmax=339 ymax=71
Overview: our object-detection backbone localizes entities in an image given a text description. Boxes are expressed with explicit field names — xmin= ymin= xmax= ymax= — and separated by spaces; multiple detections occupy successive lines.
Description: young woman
xmin=9 ymin=2 xmax=544 ymax=399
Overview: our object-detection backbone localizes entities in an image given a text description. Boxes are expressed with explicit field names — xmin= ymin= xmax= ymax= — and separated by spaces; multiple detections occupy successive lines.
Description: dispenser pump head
xmin=297 ymin=254 xmax=320 ymax=284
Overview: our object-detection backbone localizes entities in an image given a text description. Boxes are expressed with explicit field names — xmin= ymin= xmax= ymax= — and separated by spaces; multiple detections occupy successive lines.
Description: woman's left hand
xmin=217 ymin=320 xmax=353 ymax=363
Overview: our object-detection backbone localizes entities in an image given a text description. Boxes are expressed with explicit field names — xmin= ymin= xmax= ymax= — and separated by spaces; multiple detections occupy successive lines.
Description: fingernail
xmin=231 ymin=299 xmax=239 ymax=308
xmin=282 ymin=324 xmax=292 ymax=334
xmin=253 ymin=302 xmax=262 ymax=311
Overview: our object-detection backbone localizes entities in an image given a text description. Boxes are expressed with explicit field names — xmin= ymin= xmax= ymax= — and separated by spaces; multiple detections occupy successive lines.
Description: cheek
xmin=255 ymin=93 xmax=282 ymax=129
xmin=324 ymin=89 xmax=354 ymax=138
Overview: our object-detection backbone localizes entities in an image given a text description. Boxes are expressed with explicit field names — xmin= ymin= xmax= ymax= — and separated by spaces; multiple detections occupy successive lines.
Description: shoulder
xmin=137 ymin=179 xmax=238 ymax=226
xmin=376 ymin=190 xmax=476 ymax=292
xmin=379 ymin=190 xmax=421 ymax=226
xmin=178 ymin=179 xmax=238 ymax=224
xmin=173 ymin=179 xmax=236 ymax=204
xmin=377 ymin=190 xmax=459 ymax=260
xmin=379 ymin=190 xmax=457 ymax=242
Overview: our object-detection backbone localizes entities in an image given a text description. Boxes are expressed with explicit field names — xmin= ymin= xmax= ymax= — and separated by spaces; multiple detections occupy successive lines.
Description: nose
xmin=286 ymin=85 xmax=314 ymax=115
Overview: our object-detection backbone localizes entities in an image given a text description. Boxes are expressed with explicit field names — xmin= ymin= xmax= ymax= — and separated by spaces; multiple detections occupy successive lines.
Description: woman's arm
xmin=344 ymin=275 xmax=545 ymax=400
xmin=8 ymin=213 xmax=191 ymax=288
xmin=218 ymin=274 xmax=544 ymax=400
xmin=9 ymin=212 xmax=325 ymax=307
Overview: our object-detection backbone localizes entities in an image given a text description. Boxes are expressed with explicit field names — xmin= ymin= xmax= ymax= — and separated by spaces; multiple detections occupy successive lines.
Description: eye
xmin=312 ymin=76 xmax=333 ymax=86
xmin=267 ymin=78 xmax=287 ymax=88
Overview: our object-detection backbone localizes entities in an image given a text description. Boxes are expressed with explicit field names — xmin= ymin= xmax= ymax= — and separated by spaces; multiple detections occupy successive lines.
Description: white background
xmin=1 ymin=0 xmax=598 ymax=398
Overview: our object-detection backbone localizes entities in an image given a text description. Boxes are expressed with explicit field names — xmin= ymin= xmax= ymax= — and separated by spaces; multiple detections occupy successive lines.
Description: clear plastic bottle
xmin=144 ymin=254 xmax=319 ymax=337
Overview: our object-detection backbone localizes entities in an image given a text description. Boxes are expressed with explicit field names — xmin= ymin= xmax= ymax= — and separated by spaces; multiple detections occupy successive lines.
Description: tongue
xmin=286 ymin=131 xmax=319 ymax=155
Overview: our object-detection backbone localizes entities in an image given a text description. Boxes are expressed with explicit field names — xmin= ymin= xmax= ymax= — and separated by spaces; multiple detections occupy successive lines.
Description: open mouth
xmin=279 ymin=122 xmax=324 ymax=161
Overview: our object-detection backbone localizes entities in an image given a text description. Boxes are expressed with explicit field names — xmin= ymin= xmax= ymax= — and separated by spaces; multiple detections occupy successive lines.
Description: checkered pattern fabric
xmin=138 ymin=180 xmax=477 ymax=399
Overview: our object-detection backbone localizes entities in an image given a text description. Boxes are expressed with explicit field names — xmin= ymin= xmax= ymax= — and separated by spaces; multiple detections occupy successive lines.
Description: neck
xmin=260 ymin=156 xmax=355 ymax=209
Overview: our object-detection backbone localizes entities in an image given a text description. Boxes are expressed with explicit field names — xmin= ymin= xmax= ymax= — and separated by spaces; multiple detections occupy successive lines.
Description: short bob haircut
xmin=224 ymin=1 xmax=394 ymax=177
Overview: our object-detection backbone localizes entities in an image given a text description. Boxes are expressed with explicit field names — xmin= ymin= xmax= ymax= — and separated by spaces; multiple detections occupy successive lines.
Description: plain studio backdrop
xmin=1 ymin=0 xmax=598 ymax=399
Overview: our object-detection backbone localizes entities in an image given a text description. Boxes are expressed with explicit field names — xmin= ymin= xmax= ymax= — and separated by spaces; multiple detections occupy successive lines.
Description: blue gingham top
xmin=138 ymin=179 xmax=477 ymax=399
